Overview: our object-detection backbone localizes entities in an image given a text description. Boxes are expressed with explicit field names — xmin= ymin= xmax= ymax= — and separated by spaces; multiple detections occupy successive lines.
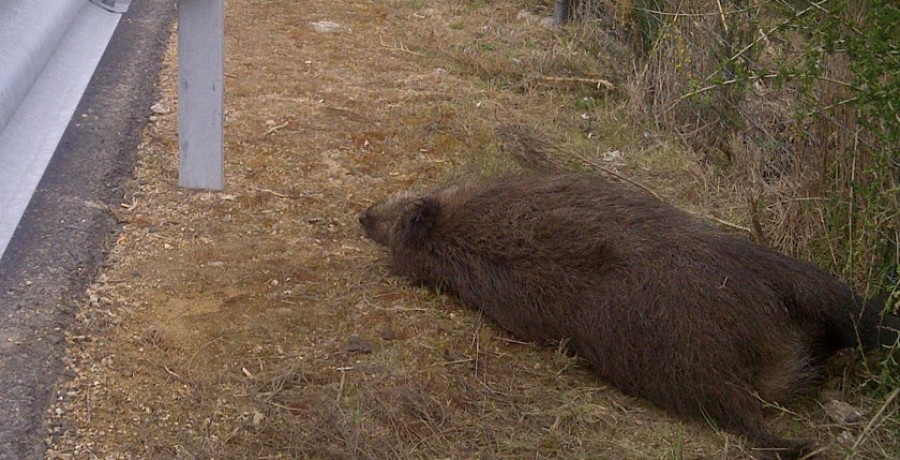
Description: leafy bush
xmin=582 ymin=0 xmax=900 ymax=299
xmin=783 ymin=0 xmax=900 ymax=296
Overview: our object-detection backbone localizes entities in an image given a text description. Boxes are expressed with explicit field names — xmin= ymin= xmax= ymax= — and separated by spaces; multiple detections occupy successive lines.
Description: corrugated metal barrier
xmin=0 ymin=0 xmax=130 ymax=260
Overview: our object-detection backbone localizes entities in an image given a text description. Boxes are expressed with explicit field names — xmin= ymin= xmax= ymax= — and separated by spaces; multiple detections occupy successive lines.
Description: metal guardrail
xmin=0 ymin=0 xmax=225 ymax=262
xmin=0 ymin=1 xmax=84 ymax=134
xmin=0 ymin=0 xmax=129 ymax=261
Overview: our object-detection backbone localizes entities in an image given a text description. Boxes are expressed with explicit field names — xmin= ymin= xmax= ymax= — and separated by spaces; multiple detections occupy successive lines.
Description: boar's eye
xmin=358 ymin=210 xmax=373 ymax=228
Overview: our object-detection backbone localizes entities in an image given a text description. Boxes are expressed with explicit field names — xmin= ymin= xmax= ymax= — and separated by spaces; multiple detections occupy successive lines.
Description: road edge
xmin=0 ymin=2 xmax=177 ymax=458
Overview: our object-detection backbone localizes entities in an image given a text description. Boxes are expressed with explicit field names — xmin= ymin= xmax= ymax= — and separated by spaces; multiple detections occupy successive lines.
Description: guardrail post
xmin=177 ymin=0 xmax=224 ymax=190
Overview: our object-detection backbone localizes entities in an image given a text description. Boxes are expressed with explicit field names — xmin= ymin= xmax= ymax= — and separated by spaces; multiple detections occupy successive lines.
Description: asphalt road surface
xmin=0 ymin=2 xmax=176 ymax=458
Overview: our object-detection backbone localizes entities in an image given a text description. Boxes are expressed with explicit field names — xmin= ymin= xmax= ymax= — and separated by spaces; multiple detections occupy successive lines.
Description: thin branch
xmin=709 ymin=216 xmax=753 ymax=236
xmin=567 ymin=151 xmax=663 ymax=201
xmin=633 ymin=0 xmax=777 ymax=17
xmin=845 ymin=386 xmax=900 ymax=459
xmin=666 ymin=72 xmax=858 ymax=114
xmin=568 ymin=150 xmax=752 ymax=236
xmin=715 ymin=0 xmax=728 ymax=32
xmin=533 ymin=75 xmax=615 ymax=90
xmin=260 ymin=121 xmax=289 ymax=138
xmin=252 ymin=187 xmax=298 ymax=199
xmin=697 ymin=0 xmax=831 ymax=87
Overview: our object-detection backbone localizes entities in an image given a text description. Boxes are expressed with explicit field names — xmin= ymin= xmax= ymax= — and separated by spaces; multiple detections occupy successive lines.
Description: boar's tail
xmin=858 ymin=292 xmax=900 ymax=350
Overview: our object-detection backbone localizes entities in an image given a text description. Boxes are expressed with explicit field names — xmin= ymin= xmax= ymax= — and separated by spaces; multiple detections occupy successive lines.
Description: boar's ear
xmin=399 ymin=197 xmax=441 ymax=247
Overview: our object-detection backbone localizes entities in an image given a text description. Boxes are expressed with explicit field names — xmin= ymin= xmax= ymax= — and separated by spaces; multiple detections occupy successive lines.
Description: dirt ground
xmin=44 ymin=0 xmax=897 ymax=459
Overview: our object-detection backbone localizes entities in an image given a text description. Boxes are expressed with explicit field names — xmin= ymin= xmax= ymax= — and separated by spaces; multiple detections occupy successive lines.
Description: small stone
xmin=311 ymin=20 xmax=346 ymax=33
xmin=342 ymin=336 xmax=373 ymax=354
xmin=46 ymin=449 xmax=72 ymax=460
xmin=824 ymin=400 xmax=868 ymax=425
xmin=379 ymin=326 xmax=396 ymax=341
xmin=838 ymin=430 xmax=855 ymax=444
xmin=150 ymin=102 xmax=167 ymax=114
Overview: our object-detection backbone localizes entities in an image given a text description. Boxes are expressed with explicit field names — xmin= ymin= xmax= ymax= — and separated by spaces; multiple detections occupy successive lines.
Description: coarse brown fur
xmin=359 ymin=174 xmax=900 ymax=460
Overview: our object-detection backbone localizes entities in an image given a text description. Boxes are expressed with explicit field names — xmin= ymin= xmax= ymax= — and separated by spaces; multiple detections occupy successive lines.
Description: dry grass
xmin=611 ymin=0 xmax=899 ymax=290
xmin=44 ymin=1 xmax=898 ymax=459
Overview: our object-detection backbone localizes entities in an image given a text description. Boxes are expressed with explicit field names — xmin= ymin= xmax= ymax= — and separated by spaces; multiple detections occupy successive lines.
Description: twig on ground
xmin=251 ymin=187 xmax=302 ymax=199
xmin=261 ymin=399 xmax=298 ymax=412
xmin=186 ymin=336 xmax=225 ymax=383
xmin=260 ymin=121 xmax=289 ymax=138
xmin=164 ymin=365 xmax=184 ymax=381
xmin=336 ymin=367 xmax=347 ymax=403
xmin=85 ymin=384 xmax=91 ymax=424
xmin=748 ymin=192 xmax=768 ymax=244
xmin=442 ymin=358 xmax=476 ymax=365
xmin=846 ymin=387 xmax=900 ymax=459
xmin=472 ymin=313 xmax=483 ymax=379
xmin=571 ymin=150 xmax=753 ymax=235
xmin=494 ymin=336 xmax=532 ymax=345
xmin=715 ymin=0 xmax=728 ymax=32
xmin=380 ymin=306 xmax=430 ymax=312
xmin=533 ymin=75 xmax=615 ymax=90
xmin=567 ymin=151 xmax=663 ymax=201
xmin=380 ymin=39 xmax=425 ymax=57
xmin=708 ymin=216 xmax=753 ymax=236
